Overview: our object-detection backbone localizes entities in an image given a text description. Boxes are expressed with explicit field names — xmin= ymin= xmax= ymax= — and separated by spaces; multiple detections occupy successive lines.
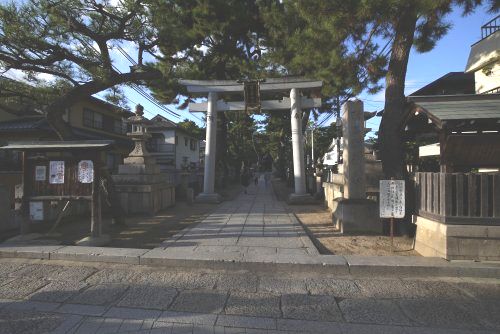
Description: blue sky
xmin=359 ymin=4 xmax=496 ymax=138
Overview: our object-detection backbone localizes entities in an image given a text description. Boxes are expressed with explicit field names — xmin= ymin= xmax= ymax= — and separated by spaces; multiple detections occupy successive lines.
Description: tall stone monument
xmin=332 ymin=100 xmax=381 ymax=233
xmin=113 ymin=104 xmax=175 ymax=214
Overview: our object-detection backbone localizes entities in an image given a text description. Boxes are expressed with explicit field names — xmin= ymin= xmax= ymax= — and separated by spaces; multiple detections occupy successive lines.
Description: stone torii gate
xmin=180 ymin=78 xmax=322 ymax=203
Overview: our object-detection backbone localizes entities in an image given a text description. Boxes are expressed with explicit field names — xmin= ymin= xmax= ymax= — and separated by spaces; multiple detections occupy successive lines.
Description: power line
xmin=80 ymin=40 xmax=181 ymax=119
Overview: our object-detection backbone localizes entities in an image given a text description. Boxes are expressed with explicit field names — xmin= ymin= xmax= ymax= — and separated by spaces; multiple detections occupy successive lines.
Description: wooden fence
xmin=414 ymin=172 xmax=500 ymax=225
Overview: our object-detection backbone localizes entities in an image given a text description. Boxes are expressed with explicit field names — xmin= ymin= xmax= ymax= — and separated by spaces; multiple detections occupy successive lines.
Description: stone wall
xmin=414 ymin=215 xmax=500 ymax=261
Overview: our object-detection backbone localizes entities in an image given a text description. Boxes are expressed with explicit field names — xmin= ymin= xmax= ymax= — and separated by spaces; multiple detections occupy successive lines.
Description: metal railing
xmin=414 ymin=172 xmax=500 ymax=225
xmin=481 ymin=15 xmax=500 ymax=39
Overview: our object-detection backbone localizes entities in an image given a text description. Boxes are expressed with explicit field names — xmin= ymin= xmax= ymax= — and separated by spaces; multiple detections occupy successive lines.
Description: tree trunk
xmin=379 ymin=4 xmax=417 ymax=179
xmin=379 ymin=4 xmax=417 ymax=235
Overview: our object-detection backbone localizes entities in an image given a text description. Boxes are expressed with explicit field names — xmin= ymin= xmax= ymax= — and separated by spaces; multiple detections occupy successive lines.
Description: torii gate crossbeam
xmin=179 ymin=78 xmax=322 ymax=203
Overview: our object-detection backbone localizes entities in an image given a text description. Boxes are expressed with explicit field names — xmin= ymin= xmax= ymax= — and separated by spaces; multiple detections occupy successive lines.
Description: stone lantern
xmin=112 ymin=104 xmax=175 ymax=214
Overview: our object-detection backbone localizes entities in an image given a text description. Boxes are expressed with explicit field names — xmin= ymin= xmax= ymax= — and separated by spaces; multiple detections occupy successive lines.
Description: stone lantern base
xmin=112 ymin=162 xmax=175 ymax=215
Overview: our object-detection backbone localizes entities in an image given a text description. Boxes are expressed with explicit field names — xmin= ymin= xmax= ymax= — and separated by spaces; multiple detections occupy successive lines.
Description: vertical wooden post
xmin=20 ymin=151 xmax=30 ymax=235
xmin=468 ymin=173 xmax=477 ymax=217
xmin=456 ymin=174 xmax=464 ymax=216
xmin=493 ymin=174 xmax=500 ymax=218
xmin=90 ymin=175 xmax=97 ymax=237
xmin=480 ymin=174 xmax=489 ymax=218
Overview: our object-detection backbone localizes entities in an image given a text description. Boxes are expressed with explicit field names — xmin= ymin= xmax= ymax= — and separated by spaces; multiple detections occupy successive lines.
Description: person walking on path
xmin=264 ymin=172 xmax=271 ymax=188
xmin=240 ymin=165 xmax=251 ymax=194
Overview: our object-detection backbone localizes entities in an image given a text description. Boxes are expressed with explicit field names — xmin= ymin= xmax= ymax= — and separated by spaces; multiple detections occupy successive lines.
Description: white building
xmin=465 ymin=16 xmax=500 ymax=94
xmin=147 ymin=114 xmax=201 ymax=173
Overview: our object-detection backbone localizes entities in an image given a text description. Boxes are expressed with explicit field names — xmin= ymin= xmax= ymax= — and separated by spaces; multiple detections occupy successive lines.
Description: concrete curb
xmin=1 ymin=244 xmax=499 ymax=278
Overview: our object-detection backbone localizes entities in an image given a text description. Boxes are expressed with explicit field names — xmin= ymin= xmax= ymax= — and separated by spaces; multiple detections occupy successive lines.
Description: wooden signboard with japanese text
xmin=379 ymin=180 xmax=405 ymax=218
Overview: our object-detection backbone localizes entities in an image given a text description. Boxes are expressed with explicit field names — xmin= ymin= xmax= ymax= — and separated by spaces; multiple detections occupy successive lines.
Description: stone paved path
xmin=0 ymin=258 xmax=499 ymax=333
xmin=155 ymin=179 xmax=319 ymax=261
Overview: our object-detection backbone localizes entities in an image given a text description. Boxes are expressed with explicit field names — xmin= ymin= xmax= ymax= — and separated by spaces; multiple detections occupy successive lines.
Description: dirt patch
xmin=272 ymin=178 xmax=419 ymax=256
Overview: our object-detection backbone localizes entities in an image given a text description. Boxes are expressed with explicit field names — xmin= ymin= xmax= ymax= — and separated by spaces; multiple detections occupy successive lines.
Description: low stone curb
xmin=1 ymin=244 xmax=499 ymax=278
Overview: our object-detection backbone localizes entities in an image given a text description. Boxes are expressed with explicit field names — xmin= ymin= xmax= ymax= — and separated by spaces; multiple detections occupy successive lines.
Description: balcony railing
xmin=414 ymin=172 xmax=500 ymax=225
xmin=481 ymin=15 xmax=500 ymax=39
xmin=148 ymin=143 xmax=175 ymax=153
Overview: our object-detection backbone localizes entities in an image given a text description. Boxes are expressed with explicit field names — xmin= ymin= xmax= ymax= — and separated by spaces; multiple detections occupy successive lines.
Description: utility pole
xmin=335 ymin=96 xmax=341 ymax=165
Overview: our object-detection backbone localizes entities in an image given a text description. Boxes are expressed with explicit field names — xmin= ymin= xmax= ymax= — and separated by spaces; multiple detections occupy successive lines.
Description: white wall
xmin=474 ymin=62 xmax=500 ymax=94
xmin=175 ymin=129 xmax=200 ymax=169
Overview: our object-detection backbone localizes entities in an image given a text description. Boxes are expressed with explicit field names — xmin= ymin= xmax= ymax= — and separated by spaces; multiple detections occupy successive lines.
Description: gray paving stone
xmin=225 ymin=292 xmax=281 ymax=318
xmin=281 ymin=294 xmax=342 ymax=322
xmin=158 ymin=310 xmax=217 ymax=326
xmin=70 ymin=283 xmax=129 ymax=305
xmin=104 ymin=306 xmax=162 ymax=320
xmin=216 ymin=315 xmax=276 ymax=330
xmin=0 ymin=309 xmax=66 ymax=334
xmin=258 ymin=276 xmax=308 ymax=294
xmin=141 ymin=319 xmax=155 ymax=330
xmin=117 ymin=285 xmax=177 ymax=310
xmin=339 ymin=323 xmax=411 ymax=334
xmin=75 ymin=316 xmax=105 ymax=334
xmin=306 ymin=278 xmax=361 ymax=298
xmin=339 ymin=299 xmax=410 ymax=326
xmin=222 ymin=327 xmax=246 ymax=334
xmin=0 ymin=261 xmax=28 ymax=276
xmin=118 ymin=319 xmax=144 ymax=332
xmin=463 ymin=299 xmax=500 ymax=330
xmin=29 ymin=280 xmax=88 ymax=302
xmin=7 ymin=300 xmax=60 ymax=312
xmin=170 ymin=289 xmax=227 ymax=314
xmin=398 ymin=299 xmax=484 ymax=329
xmin=47 ymin=266 xmax=98 ymax=282
xmin=215 ymin=273 xmax=259 ymax=293
xmin=97 ymin=318 xmax=123 ymax=333
xmin=0 ymin=276 xmax=14 ymax=288
xmin=7 ymin=263 xmax=61 ymax=279
xmin=136 ymin=271 xmax=218 ymax=290
xmin=56 ymin=303 xmax=108 ymax=316
xmin=276 ymin=318 xmax=342 ymax=333
xmin=51 ymin=246 xmax=148 ymax=265
xmin=171 ymin=323 xmax=194 ymax=334
xmin=0 ymin=277 xmax=49 ymax=299
xmin=193 ymin=325 xmax=217 ymax=334
xmin=51 ymin=314 xmax=83 ymax=334
xmin=86 ymin=269 xmax=139 ymax=284
xmin=452 ymin=282 xmax=500 ymax=300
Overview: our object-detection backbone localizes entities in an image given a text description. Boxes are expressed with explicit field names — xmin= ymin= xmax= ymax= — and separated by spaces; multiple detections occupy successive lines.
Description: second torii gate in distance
xmin=180 ymin=78 xmax=322 ymax=203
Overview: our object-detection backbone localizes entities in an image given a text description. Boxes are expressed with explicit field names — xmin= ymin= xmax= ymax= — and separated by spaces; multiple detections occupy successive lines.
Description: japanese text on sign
xmin=78 ymin=160 xmax=94 ymax=183
xmin=49 ymin=161 xmax=65 ymax=184
xmin=35 ymin=166 xmax=46 ymax=181
xmin=379 ymin=180 xmax=405 ymax=218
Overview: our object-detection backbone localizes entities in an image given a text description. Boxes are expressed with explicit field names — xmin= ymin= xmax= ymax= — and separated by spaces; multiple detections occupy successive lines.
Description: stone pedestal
xmin=332 ymin=198 xmax=380 ymax=234
xmin=112 ymin=104 xmax=175 ymax=215
xmin=414 ymin=215 xmax=500 ymax=261
xmin=332 ymin=100 xmax=381 ymax=233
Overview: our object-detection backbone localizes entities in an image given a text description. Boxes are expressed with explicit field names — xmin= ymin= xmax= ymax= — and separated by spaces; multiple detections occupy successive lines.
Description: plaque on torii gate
xmin=179 ymin=77 xmax=322 ymax=203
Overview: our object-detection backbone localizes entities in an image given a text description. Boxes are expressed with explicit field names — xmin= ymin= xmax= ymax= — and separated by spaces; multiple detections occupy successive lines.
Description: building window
xmin=83 ymin=108 xmax=103 ymax=129
xmin=190 ymin=139 xmax=197 ymax=151
xmin=113 ymin=119 xmax=124 ymax=134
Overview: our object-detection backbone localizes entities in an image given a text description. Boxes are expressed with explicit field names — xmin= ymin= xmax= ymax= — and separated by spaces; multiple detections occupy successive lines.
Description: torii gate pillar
xmin=289 ymin=88 xmax=310 ymax=202
xmin=195 ymin=91 xmax=221 ymax=203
